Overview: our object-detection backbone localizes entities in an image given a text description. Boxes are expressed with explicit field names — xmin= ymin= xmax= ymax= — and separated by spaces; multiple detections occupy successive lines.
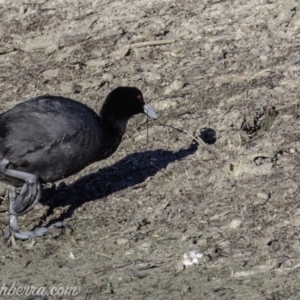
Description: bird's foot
xmin=3 ymin=221 xmax=67 ymax=243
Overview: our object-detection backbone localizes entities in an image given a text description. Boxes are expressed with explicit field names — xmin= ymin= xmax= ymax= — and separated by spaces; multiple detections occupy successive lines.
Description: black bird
xmin=0 ymin=87 xmax=157 ymax=240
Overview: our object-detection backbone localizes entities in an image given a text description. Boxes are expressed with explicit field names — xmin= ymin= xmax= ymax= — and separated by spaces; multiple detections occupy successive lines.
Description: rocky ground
xmin=1 ymin=0 xmax=300 ymax=299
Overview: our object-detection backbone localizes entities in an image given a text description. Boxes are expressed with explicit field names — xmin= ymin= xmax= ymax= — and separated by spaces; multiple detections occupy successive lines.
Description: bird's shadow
xmin=40 ymin=141 xmax=199 ymax=226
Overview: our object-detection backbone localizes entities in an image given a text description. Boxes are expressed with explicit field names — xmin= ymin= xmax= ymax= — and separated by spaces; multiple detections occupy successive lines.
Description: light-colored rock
xmin=229 ymin=219 xmax=242 ymax=229
xmin=43 ymin=69 xmax=59 ymax=80
xmin=164 ymin=79 xmax=185 ymax=95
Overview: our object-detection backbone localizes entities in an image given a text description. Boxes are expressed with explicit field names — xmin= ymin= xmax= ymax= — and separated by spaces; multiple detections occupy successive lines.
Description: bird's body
xmin=0 ymin=96 xmax=122 ymax=185
xmin=0 ymin=87 xmax=157 ymax=241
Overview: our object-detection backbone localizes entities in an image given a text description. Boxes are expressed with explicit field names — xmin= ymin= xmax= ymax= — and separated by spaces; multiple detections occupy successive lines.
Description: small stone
xmin=182 ymin=250 xmax=203 ymax=267
xmin=43 ymin=69 xmax=59 ymax=80
xmin=259 ymin=55 xmax=268 ymax=61
xmin=77 ymin=207 xmax=84 ymax=213
xmin=290 ymin=148 xmax=296 ymax=154
xmin=157 ymin=99 xmax=177 ymax=110
xmin=164 ymin=79 xmax=185 ymax=95
xmin=197 ymin=238 xmax=207 ymax=247
xmin=229 ymin=219 xmax=242 ymax=229
xmin=144 ymin=72 xmax=161 ymax=82
xmin=175 ymin=261 xmax=185 ymax=273
xmin=172 ymin=79 xmax=185 ymax=89
xmin=19 ymin=5 xmax=26 ymax=14
xmin=257 ymin=192 xmax=269 ymax=200
xmin=117 ymin=238 xmax=129 ymax=245
xmin=102 ymin=73 xmax=114 ymax=82
xmin=53 ymin=208 xmax=63 ymax=216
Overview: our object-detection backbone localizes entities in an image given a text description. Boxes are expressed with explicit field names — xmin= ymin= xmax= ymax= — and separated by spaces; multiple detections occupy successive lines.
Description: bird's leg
xmin=0 ymin=159 xmax=41 ymax=213
xmin=0 ymin=159 xmax=65 ymax=241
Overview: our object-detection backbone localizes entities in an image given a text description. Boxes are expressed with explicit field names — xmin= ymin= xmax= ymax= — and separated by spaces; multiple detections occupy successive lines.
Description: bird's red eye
xmin=137 ymin=95 xmax=142 ymax=100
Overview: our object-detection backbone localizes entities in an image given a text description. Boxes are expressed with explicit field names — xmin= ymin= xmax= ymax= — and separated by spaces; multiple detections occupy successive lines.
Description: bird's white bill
xmin=143 ymin=103 xmax=158 ymax=119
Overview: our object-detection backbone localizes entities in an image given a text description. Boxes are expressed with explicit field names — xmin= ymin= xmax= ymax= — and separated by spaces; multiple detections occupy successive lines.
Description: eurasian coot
xmin=0 ymin=86 xmax=157 ymax=241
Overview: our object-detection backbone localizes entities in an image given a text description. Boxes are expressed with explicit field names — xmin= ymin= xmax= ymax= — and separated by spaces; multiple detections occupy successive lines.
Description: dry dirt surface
xmin=1 ymin=0 xmax=300 ymax=299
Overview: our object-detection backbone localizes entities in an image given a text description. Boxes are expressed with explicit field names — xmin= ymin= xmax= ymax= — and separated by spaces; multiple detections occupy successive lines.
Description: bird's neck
xmin=92 ymin=117 xmax=129 ymax=161
xmin=101 ymin=116 xmax=129 ymax=138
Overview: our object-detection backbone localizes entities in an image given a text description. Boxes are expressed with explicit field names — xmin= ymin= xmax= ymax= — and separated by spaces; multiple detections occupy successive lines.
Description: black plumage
xmin=0 ymin=86 xmax=157 ymax=240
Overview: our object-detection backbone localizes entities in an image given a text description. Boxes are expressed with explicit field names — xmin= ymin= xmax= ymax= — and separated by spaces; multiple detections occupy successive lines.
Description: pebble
xmin=164 ymin=79 xmax=185 ymax=95
xmin=257 ymin=192 xmax=269 ymax=200
xmin=182 ymin=250 xmax=203 ymax=267
xmin=43 ymin=69 xmax=59 ymax=80
xmin=197 ymin=238 xmax=207 ymax=247
xmin=229 ymin=219 xmax=242 ymax=229
xmin=102 ymin=73 xmax=114 ymax=82
xmin=117 ymin=238 xmax=129 ymax=245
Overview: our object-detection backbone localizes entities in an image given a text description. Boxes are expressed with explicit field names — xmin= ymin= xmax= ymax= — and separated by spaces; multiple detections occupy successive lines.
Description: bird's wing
xmin=0 ymin=96 xmax=100 ymax=164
